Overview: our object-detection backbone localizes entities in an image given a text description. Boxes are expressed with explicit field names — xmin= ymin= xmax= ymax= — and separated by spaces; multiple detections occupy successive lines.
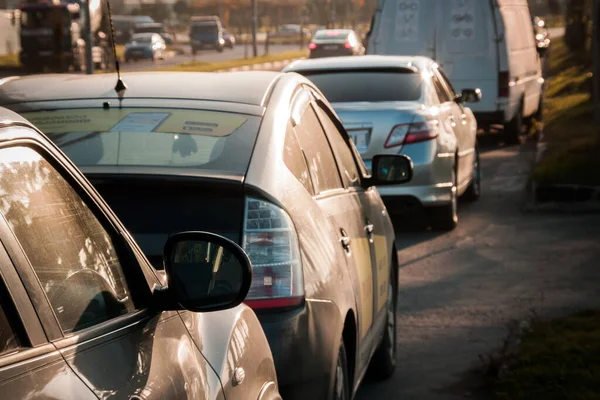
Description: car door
xmin=311 ymin=99 xmax=393 ymax=355
xmin=436 ymin=66 xmax=476 ymax=190
xmin=0 ymin=134 xmax=222 ymax=400
xmin=290 ymin=88 xmax=377 ymax=361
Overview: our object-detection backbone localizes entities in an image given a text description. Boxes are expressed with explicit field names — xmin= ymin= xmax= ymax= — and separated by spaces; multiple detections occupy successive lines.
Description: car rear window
xmin=302 ymin=69 xmax=422 ymax=103
xmin=20 ymin=108 xmax=261 ymax=174
xmin=313 ymin=30 xmax=351 ymax=42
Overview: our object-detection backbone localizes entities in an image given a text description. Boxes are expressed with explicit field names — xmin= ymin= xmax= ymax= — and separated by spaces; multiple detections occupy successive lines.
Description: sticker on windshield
xmin=22 ymin=108 xmax=248 ymax=137
xmin=450 ymin=0 xmax=475 ymax=40
xmin=394 ymin=0 xmax=420 ymax=42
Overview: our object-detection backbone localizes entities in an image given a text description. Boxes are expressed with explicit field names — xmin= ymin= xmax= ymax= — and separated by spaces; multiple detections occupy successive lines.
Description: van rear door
xmin=368 ymin=0 xmax=437 ymax=58
xmin=434 ymin=0 xmax=499 ymax=116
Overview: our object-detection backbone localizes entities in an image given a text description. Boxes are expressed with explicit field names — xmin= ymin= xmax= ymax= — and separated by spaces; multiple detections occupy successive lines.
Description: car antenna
xmin=106 ymin=0 xmax=127 ymax=108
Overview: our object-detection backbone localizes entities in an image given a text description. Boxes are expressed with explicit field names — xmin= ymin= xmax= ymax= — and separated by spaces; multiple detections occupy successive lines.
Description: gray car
xmin=0 ymin=107 xmax=281 ymax=399
xmin=284 ymin=55 xmax=482 ymax=230
xmin=0 ymin=71 xmax=413 ymax=399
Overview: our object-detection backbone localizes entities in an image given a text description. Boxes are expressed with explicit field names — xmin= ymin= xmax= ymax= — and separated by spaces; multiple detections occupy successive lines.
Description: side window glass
xmin=0 ymin=146 xmax=137 ymax=334
xmin=431 ymin=72 xmax=451 ymax=103
xmin=314 ymin=105 xmax=361 ymax=187
xmin=438 ymin=69 xmax=457 ymax=99
xmin=0 ymin=289 xmax=20 ymax=356
xmin=293 ymin=105 xmax=343 ymax=194
xmin=283 ymin=122 xmax=313 ymax=195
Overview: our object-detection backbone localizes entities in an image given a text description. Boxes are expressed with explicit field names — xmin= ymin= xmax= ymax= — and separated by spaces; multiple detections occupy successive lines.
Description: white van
xmin=366 ymin=0 xmax=544 ymax=143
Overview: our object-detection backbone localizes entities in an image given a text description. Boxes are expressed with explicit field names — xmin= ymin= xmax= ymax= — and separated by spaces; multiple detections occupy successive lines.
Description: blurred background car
xmin=533 ymin=16 xmax=551 ymax=57
xmin=124 ymin=33 xmax=166 ymax=62
xmin=284 ymin=55 xmax=482 ymax=230
xmin=223 ymin=28 xmax=236 ymax=48
xmin=308 ymin=29 xmax=365 ymax=58
xmin=190 ymin=15 xmax=225 ymax=54
xmin=270 ymin=24 xmax=311 ymax=41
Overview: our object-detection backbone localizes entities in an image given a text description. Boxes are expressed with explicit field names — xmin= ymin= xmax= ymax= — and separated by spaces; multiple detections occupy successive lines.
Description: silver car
xmin=284 ymin=55 xmax=482 ymax=230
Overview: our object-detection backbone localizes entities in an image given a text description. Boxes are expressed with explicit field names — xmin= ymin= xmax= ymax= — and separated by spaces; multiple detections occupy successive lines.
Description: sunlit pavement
xmin=356 ymin=138 xmax=600 ymax=399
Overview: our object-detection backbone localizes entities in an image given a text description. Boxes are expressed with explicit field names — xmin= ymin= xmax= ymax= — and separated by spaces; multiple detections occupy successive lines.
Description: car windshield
xmin=313 ymin=30 xmax=351 ymax=42
xmin=20 ymin=108 xmax=261 ymax=174
xmin=302 ymin=70 xmax=423 ymax=103
xmin=130 ymin=35 xmax=152 ymax=43
xmin=191 ymin=24 xmax=218 ymax=34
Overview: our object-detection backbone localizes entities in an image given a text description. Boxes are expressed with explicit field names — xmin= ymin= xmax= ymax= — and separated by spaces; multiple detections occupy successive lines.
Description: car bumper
xmin=255 ymin=299 xmax=342 ymax=400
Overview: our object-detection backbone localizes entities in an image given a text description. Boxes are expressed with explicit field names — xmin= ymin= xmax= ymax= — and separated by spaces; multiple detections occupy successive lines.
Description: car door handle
xmin=365 ymin=223 xmax=374 ymax=235
xmin=340 ymin=236 xmax=351 ymax=249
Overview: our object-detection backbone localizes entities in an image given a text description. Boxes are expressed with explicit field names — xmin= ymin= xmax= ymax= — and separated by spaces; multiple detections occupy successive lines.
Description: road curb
xmin=526 ymin=137 xmax=600 ymax=213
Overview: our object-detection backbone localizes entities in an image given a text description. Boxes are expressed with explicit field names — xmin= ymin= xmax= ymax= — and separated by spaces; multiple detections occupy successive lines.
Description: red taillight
xmin=498 ymin=71 xmax=510 ymax=98
xmin=344 ymin=42 xmax=352 ymax=49
xmin=242 ymin=198 xmax=305 ymax=311
xmin=384 ymin=121 xmax=439 ymax=148
xmin=308 ymin=42 xmax=317 ymax=50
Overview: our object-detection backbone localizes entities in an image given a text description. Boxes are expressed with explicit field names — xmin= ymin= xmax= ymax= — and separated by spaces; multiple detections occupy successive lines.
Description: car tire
xmin=333 ymin=339 xmax=350 ymax=400
xmin=217 ymin=46 xmax=224 ymax=53
xmin=430 ymin=167 xmax=458 ymax=231
xmin=504 ymin=105 xmax=523 ymax=145
xmin=367 ymin=266 xmax=397 ymax=380
xmin=462 ymin=143 xmax=481 ymax=202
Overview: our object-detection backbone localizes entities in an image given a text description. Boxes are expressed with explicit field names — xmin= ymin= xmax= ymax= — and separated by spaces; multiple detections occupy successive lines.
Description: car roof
xmin=0 ymin=106 xmax=34 ymax=128
xmin=284 ymin=55 xmax=433 ymax=73
xmin=0 ymin=71 xmax=284 ymax=107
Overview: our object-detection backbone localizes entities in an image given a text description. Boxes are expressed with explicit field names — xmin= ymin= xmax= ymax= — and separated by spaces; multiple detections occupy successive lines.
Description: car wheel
xmin=430 ymin=167 xmax=458 ymax=231
xmin=462 ymin=143 xmax=481 ymax=202
xmin=217 ymin=46 xmax=224 ymax=53
xmin=333 ymin=340 xmax=350 ymax=400
xmin=367 ymin=266 xmax=397 ymax=379
xmin=504 ymin=104 xmax=523 ymax=145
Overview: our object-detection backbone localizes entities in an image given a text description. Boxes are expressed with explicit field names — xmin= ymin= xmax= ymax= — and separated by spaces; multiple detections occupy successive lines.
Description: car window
xmin=313 ymin=104 xmax=360 ymax=187
xmin=293 ymin=104 xmax=343 ymax=194
xmin=0 ymin=146 xmax=137 ymax=334
xmin=437 ymin=68 xmax=457 ymax=99
xmin=302 ymin=70 xmax=422 ymax=103
xmin=283 ymin=122 xmax=313 ymax=195
xmin=0 ymin=288 xmax=20 ymax=356
xmin=431 ymin=71 xmax=452 ymax=103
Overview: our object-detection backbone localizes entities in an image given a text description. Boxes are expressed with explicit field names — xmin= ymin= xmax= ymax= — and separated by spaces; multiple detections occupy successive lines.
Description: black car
xmin=308 ymin=29 xmax=365 ymax=59
xmin=190 ymin=16 xmax=225 ymax=54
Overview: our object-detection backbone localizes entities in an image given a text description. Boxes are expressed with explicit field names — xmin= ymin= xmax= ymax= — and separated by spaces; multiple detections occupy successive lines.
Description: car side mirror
xmin=368 ymin=154 xmax=413 ymax=186
xmin=160 ymin=231 xmax=252 ymax=313
xmin=458 ymin=88 xmax=482 ymax=104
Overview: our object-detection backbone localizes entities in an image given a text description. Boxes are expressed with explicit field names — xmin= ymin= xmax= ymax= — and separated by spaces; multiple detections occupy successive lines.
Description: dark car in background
xmin=0 ymin=106 xmax=281 ymax=400
xmin=308 ymin=29 xmax=365 ymax=59
xmin=113 ymin=15 xmax=156 ymax=44
xmin=124 ymin=33 xmax=166 ymax=62
xmin=190 ymin=15 xmax=225 ymax=53
xmin=0 ymin=71 xmax=413 ymax=400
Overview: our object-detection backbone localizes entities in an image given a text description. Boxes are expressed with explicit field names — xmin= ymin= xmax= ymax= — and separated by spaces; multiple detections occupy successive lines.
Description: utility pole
xmin=251 ymin=0 xmax=258 ymax=57
xmin=331 ymin=0 xmax=336 ymax=28
xmin=593 ymin=0 xmax=600 ymax=122
xmin=218 ymin=0 xmax=224 ymax=23
xmin=83 ymin=0 xmax=93 ymax=74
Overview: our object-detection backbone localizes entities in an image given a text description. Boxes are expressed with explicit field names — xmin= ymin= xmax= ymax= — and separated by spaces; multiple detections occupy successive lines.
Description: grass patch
xmin=157 ymin=50 xmax=306 ymax=72
xmin=495 ymin=310 xmax=600 ymax=400
xmin=533 ymin=38 xmax=600 ymax=186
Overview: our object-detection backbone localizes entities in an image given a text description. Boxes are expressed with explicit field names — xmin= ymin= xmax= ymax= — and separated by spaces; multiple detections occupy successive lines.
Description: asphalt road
xmin=355 ymin=139 xmax=600 ymax=399
xmin=120 ymin=43 xmax=301 ymax=72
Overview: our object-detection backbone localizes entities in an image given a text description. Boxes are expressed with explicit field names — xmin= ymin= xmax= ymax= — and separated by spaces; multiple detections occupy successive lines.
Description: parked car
xmin=190 ymin=15 xmax=225 ymax=53
xmin=284 ymin=55 xmax=481 ymax=230
xmin=113 ymin=15 xmax=136 ymax=44
xmin=223 ymin=29 xmax=236 ymax=48
xmin=0 ymin=71 xmax=413 ymax=400
xmin=0 ymin=106 xmax=281 ymax=399
xmin=367 ymin=0 xmax=544 ymax=144
xmin=308 ymin=29 xmax=365 ymax=58
xmin=533 ymin=16 xmax=550 ymax=57
xmin=124 ymin=33 xmax=166 ymax=62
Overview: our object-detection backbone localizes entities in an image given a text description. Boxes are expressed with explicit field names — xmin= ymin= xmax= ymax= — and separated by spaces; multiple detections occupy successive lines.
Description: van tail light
xmin=242 ymin=198 xmax=304 ymax=310
xmin=498 ymin=71 xmax=510 ymax=98
xmin=308 ymin=42 xmax=317 ymax=50
xmin=384 ymin=120 xmax=439 ymax=148
xmin=344 ymin=42 xmax=352 ymax=49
